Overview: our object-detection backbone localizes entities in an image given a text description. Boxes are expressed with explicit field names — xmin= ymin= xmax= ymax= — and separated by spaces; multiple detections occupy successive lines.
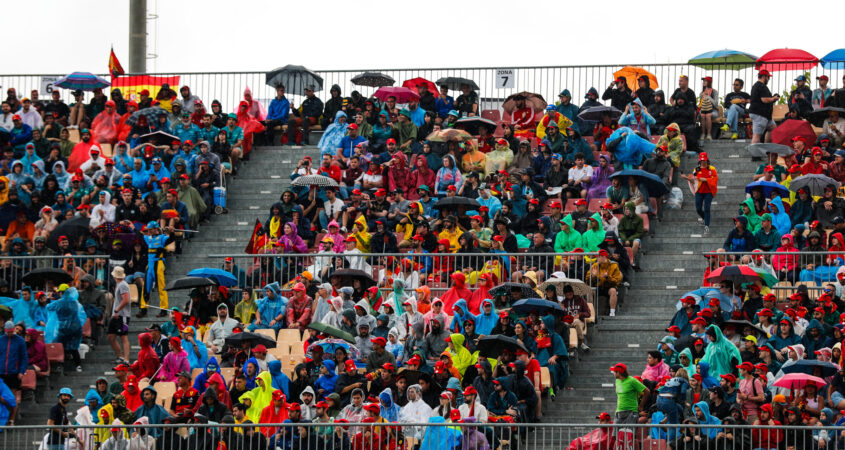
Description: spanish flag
xmin=111 ymin=74 xmax=181 ymax=102
xmin=108 ymin=47 xmax=125 ymax=79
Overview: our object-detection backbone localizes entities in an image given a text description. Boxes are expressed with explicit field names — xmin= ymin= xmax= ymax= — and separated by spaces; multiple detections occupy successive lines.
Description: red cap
xmin=446 ymin=185 xmax=457 ymax=192
xmin=528 ymin=198 xmax=539 ymax=205
xmin=292 ymin=282 xmax=306 ymax=291
xmin=347 ymin=123 xmax=358 ymax=130
xmin=289 ymin=402 xmax=301 ymax=411
xmin=598 ymin=249 xmax=609 ymax=257
xmin=755 ymin=363 xmax=769 ymax=372
xmin=596 ymin=412 xmax=612 ymax=421
xmin=407 ymin=355 xmax=422 ymax=365
xmin=694 ymin=339 xmax=705 ymax=346
xmin=736 ymin=362 xmax=754 ymax=372
xmin=698 ymin=152 xmax=709 ymax=162
xmin=498 ymin=311 xmax=509 ymax=318
xmin=813 ymin=147 xmax=823 ymax=156
xmin=609 ymin=363 xmax=627 ymax=373
xmin=113 ymin=363 xmax=130 ymax=372
xmin=757 ymin=308 xmax=773 ymax=317
xmin=680 ymin=296 xmax=696 ymax=305
xmin=601 ymin=202 xmax=613 ymax=210
xmin=253 ymin=344 xmax=267 ymax=353
xmin=363 ymin=403 xmax=380 ymax=414
xmin=76 ymin=204 xmax=91 ymax=211
xmin=315 ymin=401 xmax=328 ymax=408
xmin=351 ymin=188 xmax=362 ymax=195
xmin=370 ymin=337 xmax=387 ymax=347
xmin=698 ymin=308 xmax=714 ymax=318
xmin=575 ymin=199 xmax=587 ymax=206
xmin=701 ymin=76 xmax=713 ymax=82
xmin=666 ymin=325 xmax=681 ymax=333
xmin=549 ymin=200 xmax=561 ymax=208
xmin=386 ymin=138 xmax=396 ymax=145
xmin=450 ymin=409 xmax=462 ymax=421
xmin=759 ymin=69 xmax=772 ymax=77
xmin=375 ymin=188 xmax=387 ymax=197
xmin=11 ymin=114 xmax=21 ymax=121
xmin=763 ymin=293 xmax=777 ymax=302
xmin=496 ymin=138 xmax=508 ymax=145
xmin=180 ymin=174 xmax=189 ymax=180
xmin=345 ymin=236 xmax=357 ymax=243
xmin=764 ymin=165 xmax=775 ymax=173
xmin=381 ymin=363 xmax=395 ymax=372
xmin=463 ymin=386 xmax=477 ymax=396
xmin=493 ymin=235 xmax=505 ymax=242
xmin=344 ymin=360 xmax=357 ymax=371
xmin=789 ymin=164 xmax=802 ymax=173
xmin=720 ymin=373 xmax=736 ymax=384
xmin=272 ymin=390 xmax=285 ymax=400
xmin=708 ymin=298 xmax=720 ymax=307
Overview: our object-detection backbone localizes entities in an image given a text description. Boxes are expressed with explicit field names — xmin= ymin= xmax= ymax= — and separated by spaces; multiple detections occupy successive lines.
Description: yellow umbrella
xmin=613 ymin=66 xmax=659 ymax=92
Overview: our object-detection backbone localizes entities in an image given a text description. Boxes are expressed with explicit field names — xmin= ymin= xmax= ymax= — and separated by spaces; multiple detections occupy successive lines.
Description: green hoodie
xmin=554 ymin=215 xmax=583 ymax=252
xmin=740 ymin=198 xmax=761 ymax=234
xmin=580 ymin=213 xmax=606 ymax=252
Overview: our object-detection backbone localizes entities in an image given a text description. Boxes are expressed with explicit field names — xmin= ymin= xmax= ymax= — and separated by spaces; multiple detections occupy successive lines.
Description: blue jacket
xmin=171 ymin=123 xmax=200 ymax=144
xmin=133 ymin=386 xmax=169 ymax=437
xmin=0 ymin=334 xmax=27 ymax=375
xmin=435 ymin=96 xmax=455 ymax=118
xmin=692 ymin=401 xmax=721 ymax=438
xmin=267 ymin=96 xmax=290 ymax=123
xmin=257 ymin=282 xmax=287 ymax=326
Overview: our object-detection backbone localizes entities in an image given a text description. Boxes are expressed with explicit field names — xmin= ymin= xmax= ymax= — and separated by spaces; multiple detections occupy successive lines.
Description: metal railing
xmin=701 ymin=250 xmax=844 ymax=293
xmin=3 ymin=61 xmax=836 ymax=115
xmin=0 ymin=422 xmax=839 ymax=450
xmin=0 ymin=254 xmax=111 ymax=292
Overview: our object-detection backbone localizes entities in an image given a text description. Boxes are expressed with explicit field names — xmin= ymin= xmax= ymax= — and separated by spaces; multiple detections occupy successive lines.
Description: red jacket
xmin=259 ymin=403 xmax=289 ymax=436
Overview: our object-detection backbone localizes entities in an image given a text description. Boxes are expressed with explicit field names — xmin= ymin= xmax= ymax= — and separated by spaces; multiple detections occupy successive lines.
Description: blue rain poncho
xmin=318 ymin=111 xmax=348 ymax=158
xmin=474 ymin=299 xmax=498 ymax=335
xmin=607 ymin=127 xmax=655 ymax=168
xmin=45 ymin=287 xmax=87 ymax=350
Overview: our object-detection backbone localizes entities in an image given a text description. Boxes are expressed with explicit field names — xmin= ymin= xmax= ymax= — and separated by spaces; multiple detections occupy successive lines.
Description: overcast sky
xmin=5 ymin=0 xmax=838 ymax=74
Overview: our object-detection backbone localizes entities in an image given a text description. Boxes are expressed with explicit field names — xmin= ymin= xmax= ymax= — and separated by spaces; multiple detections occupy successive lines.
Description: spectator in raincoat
xmin=275 ymin=221 xmax=308 ymax=254
xmin=619 ymin=98 xmax=656 ymax=137
xmin=474 ymin=299 xmax=498 ymax=336
xmin=434 ymin=154 xmax=463 ymax=196
xmin=192 ymin=357 xmax=223 ymax=392
xmin=250 ymin=282 xmax=288 ymax=332
xmin=179 ymin=326 xmax=209 ymax=371
xmin=537 ymin=315 xmax=569 ymax=392
xmin=536 ymin=106 xmax=573 ymax=140
xmin=239 ymin=371 xmax=275 ymax=423
xmin=767 ymin=197 xmax=792 ymax=237
xmin=46 ymin=285 xmax=84 ymax=370
xmin=130 ymin=332 xmax=160 ymax=380
xmin=319 ymin=111 xmax=348 ymax=158
xmin=447 ymin=333 xmax=476 ymax=378
xmin=655 ymin=123 xmax=685 ymax=169
xmin=155 ymin=337 xmax=189 ymax=383
xmin=420 ymin=416 xmax=461 ymax=450
xmin=692 ymin=401 xmax=722 ymax=439
xmin=268 ymin=360 xmax=291 ymax=397
xmin=92 ymin=100 xmax=120 ymax=145
xmin=605 ymin=127 xmax=654 ymax=169
xmin=133 ymin=385 xmax=168 ymax=438
xmin=700 ymin=324 xmax=741 ymax=378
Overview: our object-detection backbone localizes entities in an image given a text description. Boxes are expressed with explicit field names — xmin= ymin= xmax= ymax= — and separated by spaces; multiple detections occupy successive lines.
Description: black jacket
xmin=602 ymin=86 xmax=634 ymax=111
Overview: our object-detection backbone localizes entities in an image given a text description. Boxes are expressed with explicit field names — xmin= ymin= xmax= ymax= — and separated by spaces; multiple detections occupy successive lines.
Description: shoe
xmin=731 ymin=133 xmax=738 ymax=140
xmin=704 ymin=226 xmax=710 ymax=235
xmin=633 ymin=265 xmax=642 ymax=272
xmin=697 ymin=217 xmax=704 ymax=224
xmin=609 ymin=310 xmax=616 ymax=317
xmin=579 ymin=342 xmax=590 ymax=352
xmin=720 ymin=124 xmax=730 ymax=132
xmin=622 ymin=281 xmax=631 ymax=287
xmin=136 ymin=309 xmax=147 ymax=318
xmin=114 ymin=357 xmax=125 ymax=365
xmin=705 ymin=135 xmax=712 ymax=141
xmin=157 ymin=310 xmax=169 ymax=318
xmin=76 ymin=366 xmax=82 ymax=372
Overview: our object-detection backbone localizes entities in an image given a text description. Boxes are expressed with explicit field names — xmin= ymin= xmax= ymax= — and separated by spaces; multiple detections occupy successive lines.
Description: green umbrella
xmin=689 ymin=49 xmax=758 ymax=70
xmin=307 ymin=322 xmax=356 ymax=344
xmin=752 ymin=268 xmax=779 ymax=287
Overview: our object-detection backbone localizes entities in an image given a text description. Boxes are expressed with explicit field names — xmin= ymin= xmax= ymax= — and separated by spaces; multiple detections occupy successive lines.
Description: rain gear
xmin=606 ymin=127 xmax=655 ymax=168
xmin=450 ymin=299 xmax=472 ymax=334
xmin=242 ymin=356 xmax=260 ymax=389
xmin=740 ymin=198 xmax=761 ymax=234
xmin=397 ymin=298 xmax=424 ymax=340
xmin=537 ymin=315 xmax=569 ymax=389
xmin=240 ymin=370 xmax=275 ymax=423
xmin=131 ymin=332 xmax=160 ymax=380
xmin=802 ymin=319 xmax=827 ymax=358
xmin=234 ymin=295 xmax=257 ymax=326
xmin=354 ymin=299 xmax=377 ymax=331
xmin=440 ymin=272 xmax=472 ymax=315
xmin=554 ymin=215 xmax=583 ymax=252
xmin=773 ymin=234 xmax=799 ymax=273
xmin=379 ymin=387 xmax=400 ymax=422
xmin=0 ymin=379 xmax=14 ymax=426
xmin=420 ymin=416 xmax=461 ymax=450
xmin=678 ymin=347 xmax=696 ymax=374
xmin=313 ymin=361 xmax=338 ymax=400
xmin=181 ymin=327 xmax=208 ymax=370
xmin=326 ymin=220 xmax=345 ymax=253
xmin=408 ymin=156 xmax=437 ymax=201
xmin=192 ymin=357 xmax=222 ymax=392
xmin=352 ymin=215 xmax=372 ymax=253
xmin=448 ymin=333 xmax=477 ymax=377
xmin=318 ymin=111 xmax=348 ymax=158
xmin=45 ymin=286 xmax=86 ymax=351
xmin=268 ymin=359 xmax=291 ymax=397
xmin=581 ymin=213 xmax=606 ymax=252
xmin=157 ymin=338 xmax=189 ymax=383
xmin=474 ymin=299 xmax=498 ymax=335
xmin=276 ymin=221 xmax=307 ymax=254
xmin=693 ymin=401 xmax=722 ymax=438
xmin=384 ymin=279 xmax=410 ymax=321
xmin=299 ymin=385 xmax=318 ymax=420
xmin=700 ymin=325 xmax=741 ymax=378
xmin=399 ymin=384 xmax=433 ymax=439
xmin=132 ymin=386 xmax=168 ymax=437
xmin=768 ymin=318 xmax=801 ymax=351
xmin=254 ymin=282 xmax=287 ymax=328
xmin=434 ymin=154 xmax=463 ymax=195
xmin=85 ymin=388 xmax=104 ymax=420
xmin=768 ymin=197 xmax=792 ymax=237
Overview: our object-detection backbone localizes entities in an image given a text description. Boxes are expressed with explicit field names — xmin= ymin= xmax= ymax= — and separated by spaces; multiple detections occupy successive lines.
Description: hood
xmin=270 ymin=201 xmax=284 ymax=215
xmin=330 ymin=84 xmax=342 ymax=96
xmin=403 ymin=297 xmax=418 ymax=314
xmin=542 ymin=314 xmax=556 ymax=333
xmin=139 ymin=332 xmax=152 ymax=347
xmin=769 ymin=196 xmax=786 ymax=215
xmin=355 ymin=299 xmax=372 ymax=315
xmin=32 ymin=159 xmax=45 ymax=174
xmin=285 ymin=221 xmax=298 ymax=236
xmin=328 ymin=220 xmax=340 ymax=230
xmin=453 ymin=299 xmax=469 ymax=317
xmin=81 ymin=274 xmax=97 ymax=287
xmin=741 ymin=198 xmax=757 ymax=215
xmin=354 ymin=215 xmax=369 ymax=233
xmin=406 ymin=384 xmax=423 ymax=400
xmin=479 ymin=298 xmax=496 ymax=316
xmin=202 ymin=387 xmax=220 ymax=404
xmin=734 ymin=216 xmax=748 ymax=227
xmin=694 ymin=401 xmax=713 ymax=422
xmin=451 ymin=272 xmax=467 ymax=289
xmin=561 ymin=214 xmax=574 ymax=230
xmin=538 ymin=215 xmax=552 ymax=230
xmin=205 ymin=357 xmax=221 ymax=376
xmin=321 ymin=359 xmax=336 ymax=373
xmin=393 ymin=278 xmax=406 ymax=297
xmin=379 ymin=387 xmax=393 ymax=408
xmin=244 ymin=356 xmax=260 ymax=377
xmin=449 ymin=333 xmax=466 ymax=348
xmin=207 ymin=372 xmax=226 ymax=390
xmin=263 ymin=282 xmax=280 ymax=299
xmin=780 ymin=234 xmax=794 ymax=247
xmin=698 ymin=361 xmax=711 ymax=377
xmin=256 ymin=370 xmax=273 ymax=391
xmin=300 ymin=385 xmax=316 ymax=404
xmin=586 ymin=87 xmax=599 ymax=98
xmin=512 ymin=360 xmax=526 ymax=377
xmin=807 ymin=319 xmax=825 ymax=335
xmin=653 ymin=90 xmax=665 ymax=105
xmin=631 ymin=97 xmax=644 ymax=109
xmin=141 ymin=385 xmax=158 ymax=400
xmin=85 ymin=389 xmax=103 ymax=408
xmin=268 ymin=360 xmax=282 ymax=375
xmin=444 ymin=154 xmax=458 ymax=170
xmin=342 ymin=309 xmax=356 ymax=322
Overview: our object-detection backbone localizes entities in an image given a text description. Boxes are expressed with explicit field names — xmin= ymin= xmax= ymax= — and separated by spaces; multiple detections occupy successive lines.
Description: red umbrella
xmin=372 ymin=86 xmax=420 ymax=104
xmin=756 ymin=48 xmax=818 ymax=71
xmin=705 ymin=265 xmax=760 ymax=284
xmin=773 ymin=373 xmax=827 ymax=390
xmin=402 ymin=77 xmax=439 ymax=98
xmin=771 ymin=119 xmax=817 ymax=146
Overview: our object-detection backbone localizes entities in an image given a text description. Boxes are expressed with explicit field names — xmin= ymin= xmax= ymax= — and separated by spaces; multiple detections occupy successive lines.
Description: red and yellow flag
xmin=108 ymin=47 xmax=125 ymax=79
xmin=111 ymin=74 xmax=181 ymax=102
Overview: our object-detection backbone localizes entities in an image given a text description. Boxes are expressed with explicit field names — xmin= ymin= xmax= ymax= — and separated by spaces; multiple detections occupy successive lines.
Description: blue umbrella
xmin=307 ymin=339 xmax=360 ymax=361
xmin=781 ymin=359 xmax=839 ymax=378
xmin=511 ymin=298 xmax=564 ymax=316
xmin=186 ymin=268 xmax=238 ymax=287
xmin=675 ymin=288 xmax=719 ymax=310
xmin=54 ymin=72 xmax=110 ymax=91
xmin=820 ymin=49 xmax=845 ymax=70
xmin=745 ymin=180 xmax=790 ymax=198
xmin=610 ymin=169 xmax=670 ymax=197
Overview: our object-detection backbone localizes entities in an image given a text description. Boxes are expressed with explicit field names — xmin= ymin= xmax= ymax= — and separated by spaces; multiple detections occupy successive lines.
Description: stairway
xmin=17 ymin=142 xmax=322 ymax=425
xmin=547 ymin=139 xmax=759 ymax=424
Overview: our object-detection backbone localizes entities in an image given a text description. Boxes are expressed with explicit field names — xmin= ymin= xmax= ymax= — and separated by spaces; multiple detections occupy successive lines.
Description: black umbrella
xmin=807 ymin=107 xmax=845 ymax=127
xmin=433 ymin=196 xmax=480 ymax=210
xmin=329 ymin=269 xmax=377 ymax=289
xmin=610 ymin=169 xmax=670 ymax=197
xmin=22 ymin=268 xmax=73 ymax=287
xmin=265 ymin=65 xmax=324 ymax=96
xmin=125 ymin=106 xmax=168 ymax=126
xmin=788 ymin=174 xmax=840 ymax=196
xmin=781 ymin=360 xmax=839 ymax=378
xmin=476 ymin=335 xmax=528 ymax=358
xmin=224 ymin=331 xmax=277 ymax=349
xmin=435 ymin=77 xmax=479 ymax=91
xmin=164 ymin=277 xmax=216 ymax=291
xmin=745 ymin=143 xmax=794 ymax=158
xmin=719 ymin=320 xmax=768 ymax=338
xmin=578 ymin=105 xmax=623 ymax=122
xmin=291 ymin=174 xmax=339 ymax=188
xmin=46 ymin=216 xmax=90 ymax=251
xmin=307 ymin=322 xmax=356 ymax=344
xmin=140 ymin=130 xmax=181 ymax=146
xmin=351 ymin=72 xmax=395 ymax=88
xmin=454 ymin=117 xmax=499 ymax=135
xmin=488 ymin=282 xmax=535 ymax=298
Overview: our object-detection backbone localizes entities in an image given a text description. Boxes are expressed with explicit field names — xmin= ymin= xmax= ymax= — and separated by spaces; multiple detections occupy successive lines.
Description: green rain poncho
xmin=700 ymin=324 xmax=742 ymax=378
xmin=239 ymin=371 xmax=274 ymax=422
xmin=740 ymin=198 xmax=761 ymax=234
xmin=678 ymin=347 xmax=696 ymax=375
xmin=554 ymin=215 xmax=583 ymax=252
xmin=580 ymin=213 xmax=606 ymax=252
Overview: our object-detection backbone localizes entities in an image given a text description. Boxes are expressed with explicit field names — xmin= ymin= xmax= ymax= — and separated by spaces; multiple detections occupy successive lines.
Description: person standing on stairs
xmin=108 ymin=266 xmax=132 ymax=366
xmin=682 ymin=152 xmax=718 ymax=235
xmin=136 ymin=221 xmax=174 ymax=318
xmin=610 ymin=363 xmax=649 ymax=425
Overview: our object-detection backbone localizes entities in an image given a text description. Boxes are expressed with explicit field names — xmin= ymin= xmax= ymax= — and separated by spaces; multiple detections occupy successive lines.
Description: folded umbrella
xmin=265 ymin=65 xmax=324 ymax=96
xmin=351 ymin=72 xmax=395 ymax=88
xmin=186 ymin=268 xmax=239 ymax=288
xmin=788 ymin=174 xmax=840 ymax=196
xmin=511 ymin=298 xmax=565 ymax=316
xmin=476 ymin=335 xmax=528 ymax=358
xmin=610 ymin=169 xmax=669 ymax=197
xmin=745 ymin=143 xmax=794 ymax=158
xmin=745 ymin=180 xmax=790 ymax=198
xmin=54 ymin=72 xmax=110 ymax=91
xmin=435 ymin=76 xmax=479 ymax=91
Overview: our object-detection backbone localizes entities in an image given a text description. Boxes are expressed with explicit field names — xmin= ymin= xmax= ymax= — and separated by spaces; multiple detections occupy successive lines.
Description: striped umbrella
xmin=54 ymin=72 xmax=111 ymax=91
